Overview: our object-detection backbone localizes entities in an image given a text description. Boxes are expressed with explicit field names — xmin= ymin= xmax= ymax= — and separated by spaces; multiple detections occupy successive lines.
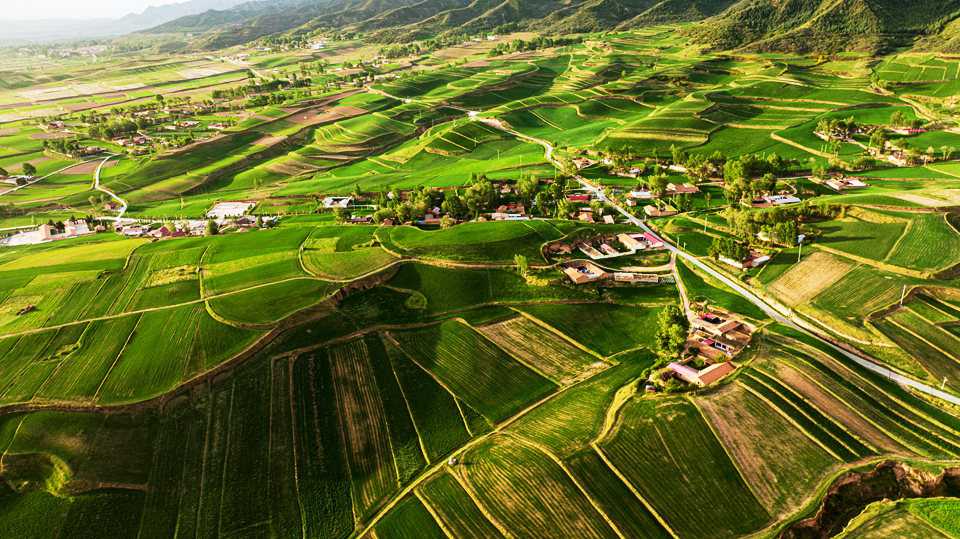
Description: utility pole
xmin=797 ymin=240 xmax=802 ymax=263
xmin=900 ymin=284 xmax=907 ymax=306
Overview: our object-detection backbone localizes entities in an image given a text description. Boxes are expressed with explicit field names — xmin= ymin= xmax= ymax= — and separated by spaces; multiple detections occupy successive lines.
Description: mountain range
xmin=143 ymin=0 xmax=960 ymax=53
xmin=9 ymin=0 xmax=960 ymax=53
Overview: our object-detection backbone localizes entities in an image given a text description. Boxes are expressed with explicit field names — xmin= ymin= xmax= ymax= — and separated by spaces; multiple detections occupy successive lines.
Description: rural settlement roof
xmin=695 ymin=362 xmax=736 ymax=386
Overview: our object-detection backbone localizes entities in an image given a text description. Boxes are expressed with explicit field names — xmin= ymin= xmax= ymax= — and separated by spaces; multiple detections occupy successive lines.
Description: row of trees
xmin=486 ymin=36 xmax=582 ymax=58
xmin=41 ymin=137 xmax=81 ymax=157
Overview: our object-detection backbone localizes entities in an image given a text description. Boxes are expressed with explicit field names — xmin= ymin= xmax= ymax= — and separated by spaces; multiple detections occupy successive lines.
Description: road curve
xmin=92 ymin=154 xmax=127 ymax=220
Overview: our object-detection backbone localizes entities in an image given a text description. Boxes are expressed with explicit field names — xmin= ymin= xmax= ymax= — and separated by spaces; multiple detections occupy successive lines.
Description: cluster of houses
xmin=822 ymin=177 xmax=868 ymax=191
xmin=719 ymin=249 xmax=771 ymax=270
xmin=661 ymin=308 xmax=753 ymax=388
xmin=576 ymin=232 xmax=664 ymax=260
xmin=743 ymin=194 xmax=801 ymax=209
xmin=1 ymin=219 xmax=98 ymax=247
xmin=627 ymin=183 xmax=700 ymax=204
xmin=561 ymin=260 xmax=660 ymax=285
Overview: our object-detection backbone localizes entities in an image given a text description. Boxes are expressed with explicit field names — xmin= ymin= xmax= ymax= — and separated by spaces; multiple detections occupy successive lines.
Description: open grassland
xmin=387 ymin=263 xmax=589 ymax=315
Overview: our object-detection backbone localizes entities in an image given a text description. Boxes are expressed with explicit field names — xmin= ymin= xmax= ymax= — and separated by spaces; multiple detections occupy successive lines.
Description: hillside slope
xmin=686 ymin=0 xmax=960 ymax=52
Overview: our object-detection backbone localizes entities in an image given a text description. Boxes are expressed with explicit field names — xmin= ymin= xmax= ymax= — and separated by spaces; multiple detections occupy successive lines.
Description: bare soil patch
xmin=768 ymin=250 xmax=855 ymax=307
xmin=253 ymin=135 xmax=286 ymax=146
xmin=8 ymin=157 xmax=51 ymax=171
xmin=773 ymin=362 xmax=906 ymax=454
xmin=57 ymin=160 xmax=115 ymax=175
xmin=28 ymin=132 xmax=72 ymax=140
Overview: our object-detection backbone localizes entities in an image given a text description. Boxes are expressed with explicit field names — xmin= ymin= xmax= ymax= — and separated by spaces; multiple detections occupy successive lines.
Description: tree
xmin=21 ymin=163 xmax=36 ymax=177
xmin=204 ymin=219 xmax=219 ymax=236
xmin=556 ymin=198 xmax=578 ymax=219
xmin=517 ymin=176 xmax=539 ymax=201
xmin=163 ymin=221 xmax=176 ymax=233
xmin=396 ymin=203 xmax=414 ymax=224
xmin=352 ymin=182 xmax=363 ymax=199
xmin=88 ymin=195 xmax=98 ymax=209
xmin=373 ymin=207 xmax=396 ymax=223
xmin=0 ymin=167 xmax=7 ymax=177
xmin=255 ymin=215 xmax=263 ymax=228
xmin=648 ymin=173 xmax=670 ymax=197
xmin=514 ymin=254 xmax=529 ymax=276
xmin=439 ymin=215 xmax=455 ymax=229
xmin=332 ymin=206 xmax=352 ymax=224
xmin=654 ymin=305 xmax=689 ymax=356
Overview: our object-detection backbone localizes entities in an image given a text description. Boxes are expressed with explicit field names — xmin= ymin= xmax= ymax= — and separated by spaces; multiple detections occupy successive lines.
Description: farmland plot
xmin=478 ymin=316 xmax=605 ymax=384
xmin=564 ymin=449 xmax=674 ymax=539
xmin=601 ymin=398 xmax=770 ymax=539
xmin=390 ymin=321 xmax=558 ymax=424
xmin=35 ymin=314 xmax=141 ymax=401
xmin=516 ymin=303 xmax=663 ymax=356
xmin=381 ymin=334 xmax=472 ymax=461
xmin=461 ymin=435 xmax=620 ymax=539
xmin=885 ymin=212 xmax=960 ymax=272
xmin=511 ymin=356 xmax=653 ymax=458
xmin=330 ymin=338 xmax=399 ymax=519
xmin=701 ymin=378 xmax=847 ymax=514
xmin=292 ymin=350 xmax=354 ymax=538
xmin=373 ymin=495 xmax=447 ymax=539
xmin=767 ymin=251 xmax=855 ymax=307
xmin=417 ymin=471 xmax=507 ymax=539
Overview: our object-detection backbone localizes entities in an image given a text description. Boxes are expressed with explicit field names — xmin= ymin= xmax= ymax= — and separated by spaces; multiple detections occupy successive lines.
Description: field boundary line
xmin=510 ymin=434 xmax=627 ymax=539
xmin=0 ymin=415 xmax=25 ymax=468
xmin=451 ymin=398 xmax=479 ymax=438
xmin=511 ymin=309 xmax=606 ymax=361
xmin=92 ymin=312 xmax=143 ymax=401
xmin=742 ymin=371 xmax=868 ymax=458
xmin=447 ymin=467 xmax=514 ymax=539
xmin=285 ymin=357 xmax=308 ymax=539
xmin=413 ymin=490 xmax=456 ymax=539
xmin=778 ymin=347 xmax=944 ymax=458
xmin=593 ymin=381 xmax=638 ymax=446
xmin=590 ymin=444 xmax=681 ymax=539
xmin=209 ymin=379 xmax=234 ymax=538
xmin=457 ymin=318 xmax=563 ymax=387
xmin=737 ymin=381 xmax=846 ymax=461
xmin=881 ymin=217 xmax=914 ymax=264
xmin=382 ymin=336 xmax=435 ymax=461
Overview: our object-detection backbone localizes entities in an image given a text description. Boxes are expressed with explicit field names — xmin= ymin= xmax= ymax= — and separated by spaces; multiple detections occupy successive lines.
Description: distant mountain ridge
xmin=17 ymin=0 xmax=960 ymax=52
xmin=0 ymin=0 xmax=256 ymax=44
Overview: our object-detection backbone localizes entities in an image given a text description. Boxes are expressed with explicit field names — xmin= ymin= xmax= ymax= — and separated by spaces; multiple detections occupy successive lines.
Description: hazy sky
xmin=5 ymin=0 xmax=183 ymax=20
